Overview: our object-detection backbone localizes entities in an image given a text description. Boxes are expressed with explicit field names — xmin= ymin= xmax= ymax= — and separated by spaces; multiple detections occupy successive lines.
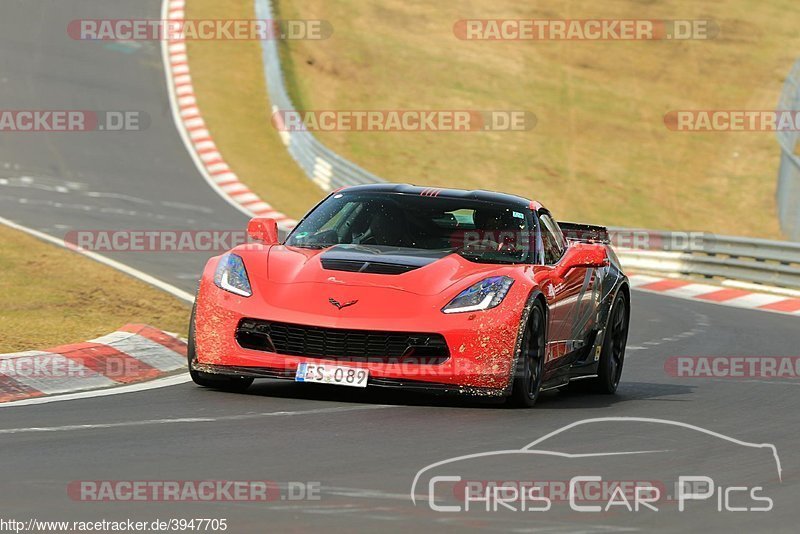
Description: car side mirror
xmin=247 ymin=217 xmax=280 ymax=245
xmin=553 ymin=244 xmax=609 ymax=279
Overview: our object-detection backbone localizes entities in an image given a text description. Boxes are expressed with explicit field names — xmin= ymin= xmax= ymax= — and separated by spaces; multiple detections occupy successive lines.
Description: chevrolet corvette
xmin=189 ymin=184 xmax=630 ymax=407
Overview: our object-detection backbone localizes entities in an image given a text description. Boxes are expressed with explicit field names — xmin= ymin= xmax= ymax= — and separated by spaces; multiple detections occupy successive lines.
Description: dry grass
xmin=0 ymin=225 xmax=191 ymax=353
xmin=267 ymin=0 xmax=798 ymax=238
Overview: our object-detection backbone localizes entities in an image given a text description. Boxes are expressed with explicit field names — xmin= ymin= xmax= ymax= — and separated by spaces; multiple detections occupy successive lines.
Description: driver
xmin=469 ymin=208 xmax=521 ymax=251
xmin=354 ymin=203 xmax=408 ymax=247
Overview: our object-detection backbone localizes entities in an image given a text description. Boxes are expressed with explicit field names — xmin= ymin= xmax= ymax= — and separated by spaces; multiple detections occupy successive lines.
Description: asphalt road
xmin=1 ymin=1 xmax=798 ymax=532
xmin=0 ymin=0 xmax=248 ymax=291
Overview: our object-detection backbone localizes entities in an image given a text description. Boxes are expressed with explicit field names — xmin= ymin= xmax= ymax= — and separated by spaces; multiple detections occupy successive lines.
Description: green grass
xmin=0 ymin=226 xmax=191 ymax=353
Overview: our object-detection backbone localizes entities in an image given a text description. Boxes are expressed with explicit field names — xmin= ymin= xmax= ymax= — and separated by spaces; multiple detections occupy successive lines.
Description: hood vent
xmin=321 ymin=258 xmax=419 ymax=275
xmin=318 ymin=245 xmax=449 ymax=275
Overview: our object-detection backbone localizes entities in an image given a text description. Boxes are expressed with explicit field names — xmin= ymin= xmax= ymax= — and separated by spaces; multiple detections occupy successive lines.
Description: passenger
xmin=355 ymin=203 xmax=408 ymax=247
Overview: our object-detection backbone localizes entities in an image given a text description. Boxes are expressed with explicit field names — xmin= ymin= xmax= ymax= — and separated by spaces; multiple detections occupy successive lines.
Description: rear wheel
xmin=508 ymin=302 xmax=546 ymax=408
xmin=188 ymin=305 xmax=253 ymax=393
xmin=591 ymin=292 xmax=629 ymax=394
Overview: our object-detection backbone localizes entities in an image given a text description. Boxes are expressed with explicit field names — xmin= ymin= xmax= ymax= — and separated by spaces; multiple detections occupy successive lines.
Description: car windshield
xmin=285 ymin=191 xmax=534 ymax=264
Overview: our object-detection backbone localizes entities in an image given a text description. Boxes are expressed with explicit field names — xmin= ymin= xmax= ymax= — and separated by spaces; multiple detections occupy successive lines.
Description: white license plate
xmin=295 ymin=363 xmax=369 ymax=388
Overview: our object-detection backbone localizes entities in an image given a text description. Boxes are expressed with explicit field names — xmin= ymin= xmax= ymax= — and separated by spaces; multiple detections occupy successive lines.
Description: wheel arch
xmin=614 ymin=281 xmax=631 ymax=323
xmin=502 ymin=288 xmax=548 ymax=396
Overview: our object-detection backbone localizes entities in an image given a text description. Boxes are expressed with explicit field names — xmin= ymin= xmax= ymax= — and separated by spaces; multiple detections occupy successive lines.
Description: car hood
xmin=250 ymin=244 xmax=506 ymax=297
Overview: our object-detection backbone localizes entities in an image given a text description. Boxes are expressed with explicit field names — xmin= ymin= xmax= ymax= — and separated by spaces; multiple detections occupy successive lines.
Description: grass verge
xmin=267 ymin=0 xmax=798 ymax=238
xmin=184 ymin=0 xmax=799 ymax=238
xmin=0 ymin=225 xmax=191 ymax=353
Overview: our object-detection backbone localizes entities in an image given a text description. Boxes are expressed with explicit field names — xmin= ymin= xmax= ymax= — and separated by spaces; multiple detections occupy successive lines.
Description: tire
xmin=590 ymin=292 xmax=629 ymax=394
xmin=188 ymin=304 xmax=254 ymax=393
xmin=508 ymin=301 xmax=546 ymax=408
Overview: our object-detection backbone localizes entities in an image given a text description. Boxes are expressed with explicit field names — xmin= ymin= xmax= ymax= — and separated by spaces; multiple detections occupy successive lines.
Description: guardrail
xmin=255 ymin=0 xmax=383 ymax=192
xmin=610 ymin=229 xmax=800 ymax=290
xmin=254 ymin=0 xmax=800 ymax=290
xmin=777 ymin=60 xmax=800 ymax=241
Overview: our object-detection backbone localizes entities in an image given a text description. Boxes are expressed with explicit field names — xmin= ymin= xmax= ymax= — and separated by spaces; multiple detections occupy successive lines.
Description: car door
xmin=537 ymin=212 xmax=595 ymax=374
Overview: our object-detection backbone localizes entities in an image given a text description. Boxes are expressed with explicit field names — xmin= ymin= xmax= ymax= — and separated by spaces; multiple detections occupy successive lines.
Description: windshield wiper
xmin=290 ymin=243 xmax=335 ymax=250
xmin=456 ymin=250 xmax=523 ymax=265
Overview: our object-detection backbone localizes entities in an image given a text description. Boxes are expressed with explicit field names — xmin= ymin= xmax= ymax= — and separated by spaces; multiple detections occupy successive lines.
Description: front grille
xmin=236 ymin=319 xmax=449 ymax=364
xmin=320 ymin=258 xmax=419 ymax=275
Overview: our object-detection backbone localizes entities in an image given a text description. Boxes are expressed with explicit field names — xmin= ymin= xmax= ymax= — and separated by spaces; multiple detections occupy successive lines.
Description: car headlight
xmin=442 ymin=276 xmax=514 ymax=314
xmin=213 ymin=253 xmax=252 ymax=297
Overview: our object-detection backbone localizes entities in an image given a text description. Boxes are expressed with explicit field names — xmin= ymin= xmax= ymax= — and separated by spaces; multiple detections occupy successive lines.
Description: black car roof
xmin=339 ymin=183 xmax=537 ymax=210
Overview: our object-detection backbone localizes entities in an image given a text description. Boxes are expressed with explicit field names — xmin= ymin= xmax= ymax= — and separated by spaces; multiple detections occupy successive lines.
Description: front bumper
xmin=193 ymin=273 xmax=527 ymax=394
xmin=192 ymin=362 xmax=507 ymax=396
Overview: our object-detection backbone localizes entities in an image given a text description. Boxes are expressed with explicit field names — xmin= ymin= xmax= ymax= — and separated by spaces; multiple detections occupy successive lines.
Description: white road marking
xmin=85 ymin=191 xmax=152 ymax=204
xmin=0 ymin=374 xmax=193 ymax=408
xmin=0 ymin=215 xmax=194 ymax=303
xmin=0 ymin=404 xmax=397 ymax=433
xmin=626 ymin=311 xmax=708 ymax=355
xmin=2 ymin=196 xmax=195 ymax=225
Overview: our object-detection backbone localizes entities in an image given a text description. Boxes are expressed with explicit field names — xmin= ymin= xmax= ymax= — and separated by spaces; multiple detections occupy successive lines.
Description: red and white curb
xmin=0 ymin=324 xmax=187 ymax=403
xmin=162 ymin=0 xmax=297 ymax=229
xmin=629 ymin=274 xmax=800 ymax=316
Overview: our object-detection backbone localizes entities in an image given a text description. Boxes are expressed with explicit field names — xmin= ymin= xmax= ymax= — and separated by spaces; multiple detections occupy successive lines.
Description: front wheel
xmin=508 ymin=302 xmax=546 ymax=408
xmin=591 ymin=292 xmax=629 ymax=394
xmin=188 ymin=305 xmax=254 ymax=393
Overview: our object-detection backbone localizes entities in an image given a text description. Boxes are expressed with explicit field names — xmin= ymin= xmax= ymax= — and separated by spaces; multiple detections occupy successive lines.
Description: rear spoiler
xmin=558 ymin=221 xmax=610 ymax=244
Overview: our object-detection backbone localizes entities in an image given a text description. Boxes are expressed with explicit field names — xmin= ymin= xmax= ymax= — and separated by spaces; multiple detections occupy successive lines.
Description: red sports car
xmin=189 ymin=184 xmax=630 ymax=406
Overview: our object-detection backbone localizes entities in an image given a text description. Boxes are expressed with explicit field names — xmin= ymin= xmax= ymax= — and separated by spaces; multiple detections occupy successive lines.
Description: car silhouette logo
xmin=329 ymin=298 xmax=358 ymax=310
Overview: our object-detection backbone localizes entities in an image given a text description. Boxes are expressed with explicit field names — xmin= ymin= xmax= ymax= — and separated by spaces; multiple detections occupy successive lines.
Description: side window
xmin=539 ymin=213 xmax=565 ymax=265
